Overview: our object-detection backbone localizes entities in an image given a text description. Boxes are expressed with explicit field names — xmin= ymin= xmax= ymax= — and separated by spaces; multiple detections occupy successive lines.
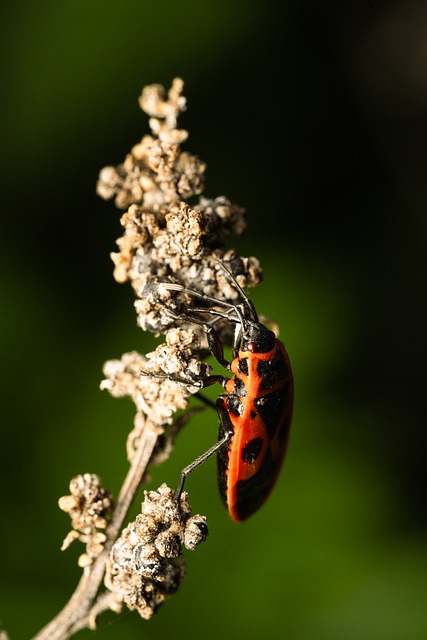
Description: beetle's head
xmin=237 ymin=320 xmax=276 ymax=354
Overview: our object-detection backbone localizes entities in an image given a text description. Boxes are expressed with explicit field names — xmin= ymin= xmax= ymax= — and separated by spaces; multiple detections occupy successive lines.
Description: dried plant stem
xmin=32 ymin=426 xmax=159 ymax=640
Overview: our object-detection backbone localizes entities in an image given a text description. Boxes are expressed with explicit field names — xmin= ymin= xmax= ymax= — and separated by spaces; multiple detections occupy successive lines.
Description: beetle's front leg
xmin=202 ymin=323 xmax=231 ymax=369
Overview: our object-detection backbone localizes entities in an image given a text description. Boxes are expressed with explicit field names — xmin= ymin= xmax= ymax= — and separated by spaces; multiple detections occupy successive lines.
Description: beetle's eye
xmin=247 ymin=341 xmax=257 ymax=352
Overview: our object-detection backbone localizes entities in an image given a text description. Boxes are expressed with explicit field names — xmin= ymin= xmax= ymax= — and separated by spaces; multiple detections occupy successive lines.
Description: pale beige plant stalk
xmin=20 ymin=78 xmax=265 ymax=640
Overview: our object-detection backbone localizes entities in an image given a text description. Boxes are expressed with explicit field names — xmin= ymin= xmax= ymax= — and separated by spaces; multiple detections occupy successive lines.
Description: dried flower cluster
xmin=42 ymin=78 xmax=266 ymax=638
xmin=58 ymin=474 xmax=113 ymax=567
xmin=105 ymin=484 xmax=207 ymax=619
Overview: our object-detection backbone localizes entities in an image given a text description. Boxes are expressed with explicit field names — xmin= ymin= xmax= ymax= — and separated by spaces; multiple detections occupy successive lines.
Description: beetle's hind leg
xmin=175 ymin=428 xmax=233 ymax=500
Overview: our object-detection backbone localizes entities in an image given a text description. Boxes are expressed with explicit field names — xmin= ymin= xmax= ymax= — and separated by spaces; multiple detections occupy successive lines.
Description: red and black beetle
xmin=148 ymin=263 xmax=294 ymax=522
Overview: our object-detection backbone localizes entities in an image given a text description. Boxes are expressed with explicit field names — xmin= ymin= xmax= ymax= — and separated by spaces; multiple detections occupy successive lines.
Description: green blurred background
xmin=1 ymin=1 xmax=426 ymax=638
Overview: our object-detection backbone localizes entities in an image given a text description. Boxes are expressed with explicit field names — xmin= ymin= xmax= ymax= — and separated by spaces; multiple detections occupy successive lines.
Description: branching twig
xmin=32 ymin=424 xmax=158 ymax=640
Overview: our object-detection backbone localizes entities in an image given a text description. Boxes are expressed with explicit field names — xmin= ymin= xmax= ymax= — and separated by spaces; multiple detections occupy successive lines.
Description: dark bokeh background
xmin=1 ymin=1 xmax=426 ymax=639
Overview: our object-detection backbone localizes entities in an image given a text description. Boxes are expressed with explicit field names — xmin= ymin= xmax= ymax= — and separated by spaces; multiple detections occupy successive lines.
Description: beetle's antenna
xmin=158 ymin=282 xmax=247 ymax=326
xmin=215 ymin=260 xmax=258 ymax=323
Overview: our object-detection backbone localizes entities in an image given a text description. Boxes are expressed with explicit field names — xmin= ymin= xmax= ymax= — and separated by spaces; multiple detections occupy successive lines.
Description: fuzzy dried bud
xmin=139 ymin=77 xmax=186 ymax=130
xmin=100 ymin=331 xmax=209 ymax=440
xmin=105 ymin=484 xmax=207 ymax=619
xmin=183 ymin=516 xmax=210 ymax=551
xmin=59 ymin=474 xmax=113 ymax=562
xmin=96 ymin=78 xmax=204 ymax=211
xmin=78 ymin=553 xmax=93 ymax=568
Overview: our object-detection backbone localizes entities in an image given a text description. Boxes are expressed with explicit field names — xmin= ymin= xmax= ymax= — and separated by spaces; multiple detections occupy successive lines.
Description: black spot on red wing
xmin=238 ymin=357 xmax=248 ymax=375
xmin=257 ymin=348 xmax=288 ymax=391
xmin=241 ymin=437 xmax=263 ymax=463
xmin=254 ymin=386 xmax=288 ymax=439
xmin=250 ymin=409 xmax=257 ymax=419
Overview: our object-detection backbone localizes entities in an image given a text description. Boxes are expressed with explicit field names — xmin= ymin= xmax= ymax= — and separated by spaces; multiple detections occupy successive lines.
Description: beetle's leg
xmin=175 ymin=428 xmax=233 ymax=500
xmin=156 ymin=302 xmax=232 ymax=369
xmin=141 ymin=369 xmax=227 ymax=390
xmin=203 ymin=322 xmax=231 ymax=368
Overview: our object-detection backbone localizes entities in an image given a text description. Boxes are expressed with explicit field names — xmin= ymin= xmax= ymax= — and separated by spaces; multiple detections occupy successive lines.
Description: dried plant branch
xmin=22 ymin=77 xmax=269 ymax=639
xmin=32 ymin=424 xmax=158 ymax=640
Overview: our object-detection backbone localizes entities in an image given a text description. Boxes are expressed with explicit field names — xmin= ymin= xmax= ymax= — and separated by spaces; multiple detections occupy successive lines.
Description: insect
xmin=148 ymin=263 xmax=294 ymax=522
